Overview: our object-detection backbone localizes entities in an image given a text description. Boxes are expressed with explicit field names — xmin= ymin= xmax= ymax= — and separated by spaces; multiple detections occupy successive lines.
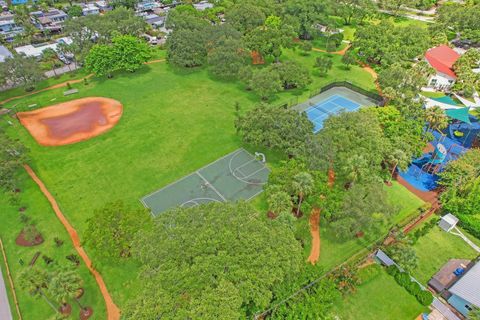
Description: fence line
xmin=0 ymin=237 xmax=22 ymax=320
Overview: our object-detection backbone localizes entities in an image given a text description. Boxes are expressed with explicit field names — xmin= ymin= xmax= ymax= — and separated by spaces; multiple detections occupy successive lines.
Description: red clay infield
xmin=17 ymin=97 xmax=123 ymax=146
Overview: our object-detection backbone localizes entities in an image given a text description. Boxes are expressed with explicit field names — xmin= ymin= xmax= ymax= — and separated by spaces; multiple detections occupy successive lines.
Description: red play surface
xmin=17 ymin=97 xmax=122 ymax=146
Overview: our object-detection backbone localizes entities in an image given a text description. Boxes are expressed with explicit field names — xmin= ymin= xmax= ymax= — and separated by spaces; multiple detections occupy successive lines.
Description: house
xmin=430 ymin=259 xmax=480 ymax=317
xmin=425 ymin=45 xmax=461 ymax=91
xmin=136 ymin=0 xmax=158 ymax=12
xmin=30 ymin=9 xmax=68 ymax=32
xmin=14 ymin=37 xmax=72 ymax=58
xmin=95 ymin=0 xmax=112 ymax=12
xmin=144 ymin=14 xmax=164 ymax=29
xmin=11 ymin=0 xmax=29 ymax=5
xmin=447 ymin=261 xmax=480 ymax=316
xmin=0 ymin=45 xmax=13 ymax=62
xmin=0 ymin=13 xmax=23 ymax=41
xmin=193 ymin=1 xmax=213 ymax=11
xmin=82 ymin=3 xmax=100 ymax=15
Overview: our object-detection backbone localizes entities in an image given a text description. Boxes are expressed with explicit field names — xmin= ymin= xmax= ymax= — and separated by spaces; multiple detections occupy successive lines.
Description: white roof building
xmin=439 ymin=213 xmax=459 ymax=232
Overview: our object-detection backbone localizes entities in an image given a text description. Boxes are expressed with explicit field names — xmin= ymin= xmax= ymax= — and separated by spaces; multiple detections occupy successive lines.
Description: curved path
xmin=307 ymin=208 xmax=321 ymax=265
xmin=312 ymin=44 xmax=351 ymax=56
xmin=0 ymin=59 xmax=166 ymax=106
xmin=24 ymin=165 xmax=120 ymax=320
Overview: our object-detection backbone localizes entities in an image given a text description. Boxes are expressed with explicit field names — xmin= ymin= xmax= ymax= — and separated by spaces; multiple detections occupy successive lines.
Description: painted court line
xmin=196 ymin=171 xmax=227 ymax=202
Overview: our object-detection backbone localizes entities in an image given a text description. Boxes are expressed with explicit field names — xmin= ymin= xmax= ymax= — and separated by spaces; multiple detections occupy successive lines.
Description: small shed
xmin=439 ymin=213 xmax=459 ymax=232
xmin=375 ymin=249 xmax=395 ymax=267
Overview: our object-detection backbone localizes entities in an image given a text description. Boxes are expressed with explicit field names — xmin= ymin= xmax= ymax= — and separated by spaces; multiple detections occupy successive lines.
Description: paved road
xmin=0 ymin=266 xmax=12 ymax=320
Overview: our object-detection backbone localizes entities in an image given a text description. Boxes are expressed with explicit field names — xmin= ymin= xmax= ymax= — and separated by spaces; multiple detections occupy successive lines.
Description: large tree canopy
xmin=437 ymin=2 xmax=480 ymax=43
xmin=125 ymin=202 xmax=303 ymax=318
xmin=353 ymin=20 xmax=431 ymax=66
xmin=235 ymin=104 xmax=314 ymax=157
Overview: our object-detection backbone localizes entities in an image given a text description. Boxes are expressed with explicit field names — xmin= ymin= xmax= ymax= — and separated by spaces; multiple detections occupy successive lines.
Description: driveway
xmin=0 ymin=266 xmax=12 ymax=320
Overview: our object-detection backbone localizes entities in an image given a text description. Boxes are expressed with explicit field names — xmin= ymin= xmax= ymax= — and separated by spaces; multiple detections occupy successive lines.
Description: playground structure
xmin=399 ymin=110 xmax=480 ymax=192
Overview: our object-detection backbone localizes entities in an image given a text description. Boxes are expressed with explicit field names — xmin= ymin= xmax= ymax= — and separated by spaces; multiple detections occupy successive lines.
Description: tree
xmin=331 ymin=182 xmax=395 ymax=239
xmin=126 ymin=202 xmax=303 ymax=318
xmin=41 ymin=48 xmax=59 ymax=77
xmin=18 ymin=267 xmax=58 ymax=313
xmin=272 ymin=61 xmax=312 ymax=90
xmin=453 ymin=49 xmax=480 ymax=93
xmin=386 ymin=235 xmax=418 ymax=272
xmin=425 ymin=106 xmax=449 ymax=132
xmin=437 ymin=3 xmax=480 ymax=43
xmin=244 ymin=15 xmax=296 ymax=63
xmin=291 ymin=172 xmax=314 ymax=216
xmin=309 ymin=111 xmax=391 ymax=185
xmin=49 ymin=267 xmax=83 ymax=313
xmin=353 ymin=20 xmax=431 ymax=66
xmin=341 ymin=50 xmax=356 ymax=69
xmin=282 ymin=0 xmax=332 ymax=40
xmin=249 ymin=68 xmax=283 ymax=100
xmin=335 ymin=0 xmax=376 ymax=25
xmin=67 ymin=5 xmax=83 ymax=17
xmin=207 ymin=37 xmax=248 ymax=79
xmin=314 ymin=56 xmax=333 ymax=76
xmin=0 ymin=54 xmax=44 ymax=91
xmin=225 ymin=3 xmax=266 ymax=34
xmin=235 ymin=104 xmax=314 ymax=157
xmin=84 ymin=44 xmax=118 ymax=77
xmin=111 ymin=0 xmax=138 ymax=9
xmin=468 ymin=308 xmax=480 ymax=320
xmin=167 ymin=28 xmax=208 ymax=67
xmin=299 ymin=41 xmax=313 ymax=55
xmin=111 ymin=35 xmax=151 ymax=72
xmin=84 ymin=201 xmax=150 ymax=260
xmin=378 ymin=0 xmax=415 ymax=16
xmin=0 ymin=128 xmax=28 ymax=193
xmin=266 ymin=189 xmax=293 ymax=217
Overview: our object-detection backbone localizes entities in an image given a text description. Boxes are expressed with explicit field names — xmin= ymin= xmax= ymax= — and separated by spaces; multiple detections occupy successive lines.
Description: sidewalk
xmin=0 ymin=266 xmax=12 ymax=320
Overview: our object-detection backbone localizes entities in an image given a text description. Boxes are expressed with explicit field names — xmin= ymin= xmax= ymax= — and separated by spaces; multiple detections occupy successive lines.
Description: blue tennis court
xmin=306 ymin=95 xmax=361 ymax=133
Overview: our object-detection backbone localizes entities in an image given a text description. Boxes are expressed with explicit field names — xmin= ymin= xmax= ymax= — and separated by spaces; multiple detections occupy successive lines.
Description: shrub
xmin=42 ymin=255 xmax=54 ymax=265
xmin=405 ymin=281 xmax=421 ymax=296
xmin=386 ymin=265 xmax=399 ymax=276
xmin=66 ymin=254 xmax=80 ymax=266
xmin=54 ymin=237 xmax=64 ymax=247
xmin=394 ymin=271 xmax=410 ymax=286
xmin=417 ymin=290 xmax=434 ymax=306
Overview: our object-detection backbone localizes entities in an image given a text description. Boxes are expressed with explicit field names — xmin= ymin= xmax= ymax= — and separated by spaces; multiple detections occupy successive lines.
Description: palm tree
xmin=49 ymin=267 xmax=87 ymax=316
xmin=267 ymin=191 xmax=292 ymax=217
xmin=42 ymin=48 xmax=59 ymax=77
xmin=291 ymin=172 xmax=314 ymax=216
xmin=49 ymin=267 xmax=82 ymax=314
xmin=18 ymin=267 xmax=58 ymax=313
xmin=425 ymin=106 xmax=449 ymax=132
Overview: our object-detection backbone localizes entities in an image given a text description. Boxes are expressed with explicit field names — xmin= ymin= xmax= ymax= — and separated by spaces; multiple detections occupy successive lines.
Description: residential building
xmin=144 ymin=14 xmax=164 ymax=29
xmin=30 ymin=9 xmax=68 ymax=32
xmin=95 ymin=0 xmax=112 ymax=12
xmin=82 ymin=3 xmax=100 ymax=15
xmin=425 ymin=45 xmax=461 ymax=91
xmin=14 ymin=36 xmax=72 ymax=58
xmin=193 ymin=1 xmax=213 ymax=11
xmin=0 ymin=45 xmax=13 ymax=62
xmin=447 ymin=262 xmax=480 ymax=317
xmin=429 ymin=260 xmax=480 ymax=317
xmin=136 ymin=0 xmax=158 ymax=12
xmin=0 ymin=13 xmax=23 ymax=41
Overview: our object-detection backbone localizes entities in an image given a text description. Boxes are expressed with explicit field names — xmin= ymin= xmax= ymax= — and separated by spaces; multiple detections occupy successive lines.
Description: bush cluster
xmin=410 ymin=218 xmax=438 ymax=244
xmin=386 ymin=265 xmax=433 ymax=306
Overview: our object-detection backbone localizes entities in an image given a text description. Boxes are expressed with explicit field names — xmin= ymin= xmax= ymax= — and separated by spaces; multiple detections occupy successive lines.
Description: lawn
xmin=386 ymin=181 xmax=426 ymax=225
xmin=333 ymin=264 xmax=428 ymax=320
xmin=0 ymin=48 xmax=387 ymax=313
xmin=0 ymin=170 xmax=105 ymax=320
xmin=412 ymin=224 xmax=480 ymax=285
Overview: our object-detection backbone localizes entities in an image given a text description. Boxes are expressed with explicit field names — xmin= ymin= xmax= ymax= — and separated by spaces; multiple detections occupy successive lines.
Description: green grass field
xmin=0 ymin=48 xmax=413 ymax=316
xmin=0 ymin=171 xmax=105 ymax=320
xmin=412 ymin=225 xmax=480 ymax=285
xmin=333 ymin=264 xmax=427 ymax=320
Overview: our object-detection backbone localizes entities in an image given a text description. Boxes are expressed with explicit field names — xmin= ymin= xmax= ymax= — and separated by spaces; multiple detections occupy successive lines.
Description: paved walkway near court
xmin=24 ymin=165 xmax=120 ymax=320
xmin=0 ymin=266 xmax=12 ymax=320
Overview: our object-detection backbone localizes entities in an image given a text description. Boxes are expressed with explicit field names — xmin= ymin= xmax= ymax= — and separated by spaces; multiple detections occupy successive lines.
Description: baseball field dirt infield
xmin=17 ymin=97 xmax=123 ymax=146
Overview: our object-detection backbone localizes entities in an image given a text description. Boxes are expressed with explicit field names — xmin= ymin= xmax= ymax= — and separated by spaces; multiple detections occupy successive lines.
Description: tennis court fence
xmin=310 ymin=81 xmax=386 ymax=106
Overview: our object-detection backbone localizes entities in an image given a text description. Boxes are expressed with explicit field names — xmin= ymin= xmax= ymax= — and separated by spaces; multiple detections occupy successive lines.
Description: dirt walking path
xmin=312 ymin=44 xmax=351 ymax=56
xmin=307 ymin=208 xmax=321 ymax=265
xmin=0 ymin=59 xmax=166 ymax=106
xmin=24 ymin=165 xmax=120 ymax=320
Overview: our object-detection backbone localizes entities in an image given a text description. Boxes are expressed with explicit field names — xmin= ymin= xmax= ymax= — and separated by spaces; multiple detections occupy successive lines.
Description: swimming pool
xmin=305 ymin=94 xmax=361 ymax=133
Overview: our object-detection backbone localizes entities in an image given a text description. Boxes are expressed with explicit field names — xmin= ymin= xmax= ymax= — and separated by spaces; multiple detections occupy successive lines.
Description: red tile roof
xmin=425 ymin=45 xmax=460 ymax=79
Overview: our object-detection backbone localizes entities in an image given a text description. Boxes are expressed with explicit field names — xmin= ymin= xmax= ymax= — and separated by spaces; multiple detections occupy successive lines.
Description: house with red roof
xmin=425 ymin=45 xmax=461 ymax=91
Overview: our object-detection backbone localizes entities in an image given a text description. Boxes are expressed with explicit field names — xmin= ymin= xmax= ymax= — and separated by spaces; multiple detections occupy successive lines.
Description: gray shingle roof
xmin=0 ymin=45 xmax=13 ymax=63
xmin=449 ymin=262 xmax=480 ymax=308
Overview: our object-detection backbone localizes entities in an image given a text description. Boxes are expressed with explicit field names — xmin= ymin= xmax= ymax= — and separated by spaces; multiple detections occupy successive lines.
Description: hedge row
xmin=386 ymin=265 xmax=433 ymax=306
xmin=458 ymin=213 xmax=480 ymax=239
